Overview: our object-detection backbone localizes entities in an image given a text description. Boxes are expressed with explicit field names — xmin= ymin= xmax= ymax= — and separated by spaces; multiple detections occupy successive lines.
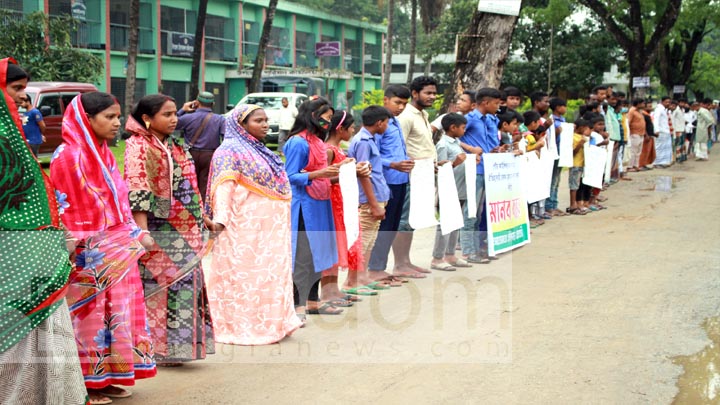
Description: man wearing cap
xmin=179 ymin=91 xmax=225 ymax=200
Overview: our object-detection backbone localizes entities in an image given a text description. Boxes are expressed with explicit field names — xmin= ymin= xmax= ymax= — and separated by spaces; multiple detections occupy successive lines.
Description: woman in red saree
xmin=51 ymin=92 xmax=156 ymax=404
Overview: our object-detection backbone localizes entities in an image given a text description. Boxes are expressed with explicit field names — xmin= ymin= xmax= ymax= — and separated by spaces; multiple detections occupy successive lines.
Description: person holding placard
xmin=431 ymin=114 xmax=473 ymax=271
xmin=548 ymin=97 xmax=568 ymax=217
xmin=567 ymin=119 xmax=591 ymax=215
xmin=345 ymin=106 xmax=393 ymax=295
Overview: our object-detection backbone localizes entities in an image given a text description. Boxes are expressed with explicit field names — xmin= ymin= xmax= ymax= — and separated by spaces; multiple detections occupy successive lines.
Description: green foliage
xmin=285 ymin=0 xmax=385 ymax=24
xmin=689 ymin=47 xmax=720 ymax=99
xmin=502 ymin=10 xmax=621 ymax=97
xmin=0 ymin=12 xmax=103 ymax=84
xmin=352 ymin=89 xmax=385 ymax=111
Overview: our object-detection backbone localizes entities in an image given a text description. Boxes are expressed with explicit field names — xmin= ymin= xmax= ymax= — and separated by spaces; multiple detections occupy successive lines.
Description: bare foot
xmin=99 ymin=385 xmax=132 ymax=398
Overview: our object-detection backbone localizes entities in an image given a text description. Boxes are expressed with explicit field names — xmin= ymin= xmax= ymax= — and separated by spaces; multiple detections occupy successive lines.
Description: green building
xmin=3 ymin=0 xmax=386 ymax=112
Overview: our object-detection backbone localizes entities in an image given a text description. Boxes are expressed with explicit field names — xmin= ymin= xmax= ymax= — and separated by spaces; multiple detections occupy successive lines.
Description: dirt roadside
xmin=128 ymin=155 xmax=720 ymax=405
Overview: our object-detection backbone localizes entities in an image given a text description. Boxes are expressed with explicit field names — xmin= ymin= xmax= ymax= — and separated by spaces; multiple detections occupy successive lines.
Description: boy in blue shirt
xmin=345 ymin=106 xmax=393 ymax=293
xmin=21 ymin=95 xmax=45 ymax=156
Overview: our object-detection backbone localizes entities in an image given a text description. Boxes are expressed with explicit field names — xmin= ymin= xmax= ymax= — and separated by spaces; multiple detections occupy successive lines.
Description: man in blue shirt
xmin=178 ymin=91 xmax=225 ymax=200
xmin=346 ymin=106 xmax=392 ymax=292
xmin=20 ymin=95 xmax=45 ymax=157
xmin=368 ymin=85 xmax=415 ymax=281
xmin=459 ymin=87 xmax=502 ymax=263
xmin=548 ymin=97 xmax=567 ymax=216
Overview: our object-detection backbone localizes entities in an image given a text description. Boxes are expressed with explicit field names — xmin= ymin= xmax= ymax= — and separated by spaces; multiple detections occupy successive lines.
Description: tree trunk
xmin=406 ymin=0 xmax=417 ymax=85
xmin=190 ymin=0 xmax=209 ymax=99
xmin=448 ymin=11 xmax=518 ymax=107
xmin=656 ymin=26 xmax=707 ymax=97
xmin=249 ymin=0 xmax=279 ymax=93
xmin=123 ymin=0 xmax=140 ymax=117
xmin=382 ymin=0 xmax=394 ymax=88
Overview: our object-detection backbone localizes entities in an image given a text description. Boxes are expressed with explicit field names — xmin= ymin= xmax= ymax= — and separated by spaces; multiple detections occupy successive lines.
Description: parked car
xmin=229 ymin=92 xmax=308 ymax=145
xmin=24 ymin=82 xmax=99 ymax=156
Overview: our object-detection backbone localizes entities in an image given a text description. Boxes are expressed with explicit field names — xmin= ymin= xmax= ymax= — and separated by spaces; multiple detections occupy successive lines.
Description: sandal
xmin=431 ymin=262 xmax=457 ymax=271
xmin=296 ymin=313 xmax=307 ymax=327
xmin=392 ymin=271 xmax=426 ymax=279
xmin=365 ymin=281 xmax=390 ymax=290
xmin=325 ymin=298 xmax=353 ymax=307
xmin=88 ymin=394 xmax=113 ymax=405
xmin=342 ymin=294 xmax=362 ymax=302
xmin=100 ymin=386 xmax=132 ymax=399
xmin=446 ymin=258 xmax=472 ymax=268
xmin=307 ymin=303 xmax=344 ymax=315
xmin=567 ymin=207 xmax=587 ymax=215
xmin=341 ymin=286 xmax=379 ymax=296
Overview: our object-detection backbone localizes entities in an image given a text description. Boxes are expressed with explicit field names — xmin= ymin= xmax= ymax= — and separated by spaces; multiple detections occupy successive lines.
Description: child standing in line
xmin=320 ymin=111 xmax=374 ymax=304
xmin=344 ymin=106 xmax=393 ymax=295
xmin=588 ymin=114 xmax=609 ymax=211
xmin=431 ymin=114 xmax=473 ymax=271
xmin=548 ymin=97 xmax=568 ymax=217
xmin=522 ymin=111 xmax=547 ymax=227
xmin=568 ymin=119 xmax=591 ymax=215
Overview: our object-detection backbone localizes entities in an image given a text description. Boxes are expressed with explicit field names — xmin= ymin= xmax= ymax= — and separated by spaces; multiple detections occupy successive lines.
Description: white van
xmin=229 ymin=92 xmax=308 ymax=143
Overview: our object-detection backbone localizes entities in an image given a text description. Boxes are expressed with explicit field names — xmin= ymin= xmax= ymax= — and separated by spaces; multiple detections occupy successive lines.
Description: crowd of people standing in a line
xmin=1 ymin=54 xmax=718 ymax=405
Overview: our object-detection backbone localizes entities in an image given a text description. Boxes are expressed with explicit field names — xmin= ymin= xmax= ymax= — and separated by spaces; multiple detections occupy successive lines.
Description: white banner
xmin=437 ymin=162 xmax=464 ymax=235
xmin=521 ymin=150 xmax=553 ymax=203
xmin=409 ymin=158 xmax=439 ymax=230
xmin=582 ymin=144 xmax=607 ymax=189
xmin=464 ymin=153 xmax=477 ymax=218
xmin=545 ymin=122 xmax=559 ymax=160
xmin=338 ymin=161 xmax=359 ymax=249
xmin=604 ymin=140 xmax=615 ymax=180
xmin=558 ymin=122 xmax=575 ymax=167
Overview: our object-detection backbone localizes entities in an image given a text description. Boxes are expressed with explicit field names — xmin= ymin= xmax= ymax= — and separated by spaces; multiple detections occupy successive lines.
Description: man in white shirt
xmin=652 ymin=97 xmax=673 ymax=167
xmin=671 ymin=99 xmax=687 ymax=162
xmin=278 ymin=97 xmax=298 ymax=155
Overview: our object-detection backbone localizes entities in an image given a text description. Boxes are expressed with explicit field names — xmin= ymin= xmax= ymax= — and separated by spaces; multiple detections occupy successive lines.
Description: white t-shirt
xmin=279 ymin=105 xmax=298 ymax=131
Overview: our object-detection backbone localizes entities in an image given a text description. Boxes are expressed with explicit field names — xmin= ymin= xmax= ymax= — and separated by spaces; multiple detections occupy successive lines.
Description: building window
xmin=364 ymin=42 xmax=381 ymax=76
xmin=46 ymin=0 xmax=103 ymax=49
xmin=161 ymin=80 xmax=189 ymax=106
xmin=391 ymin=64 xmax=405 ymax=73
xmin=160 ymin=6 xmax=197 ymax=57
xmin=267 ymin=26 xmax=291 ymax=67
xmin=295 ymin=31 xmax=316 ymax=68
xmin=110 ymin=77 xmax=147 ymax=115
xmin=109 ymin=0 xmax=153 ymax=53
xmin=344 ymin=39 xmax=362 ymax=74
xmin=320 ymin=34 xmax=341 ymax=70
xmin=242 ymin=21 xmax=260 ymax=65
xmin=205 ymin=14 xmax=236 ymax=62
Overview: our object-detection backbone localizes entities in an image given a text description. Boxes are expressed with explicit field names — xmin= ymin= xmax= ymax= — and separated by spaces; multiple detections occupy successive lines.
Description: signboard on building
xmin=632 ymin=76 xmax=651 ymax=88
xmin=673 ymin=85 xmax=686 ymax=94
xmin=71 ymin=0 xmax=86 ymax=21
xmin=169 ymin=33 xmax=195 ymax=57
xmin=477 ymin=0 xmax=522 ymax=16
xmin=315 ymin=41 xmax=341 ymax=57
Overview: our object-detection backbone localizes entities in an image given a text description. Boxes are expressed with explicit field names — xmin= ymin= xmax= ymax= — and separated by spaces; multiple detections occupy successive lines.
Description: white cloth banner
xmin=558 ymin=123 xmax=575 ymax=167
xmin=582 ymin=144 xmax=607 ymax=189
xmin=521 ymin=151 xmax=553 ymax=203
xmin=464 ymin=153 xmax=477 ymax=218
xmin=545 ymin=123 xmax=559 ymax=160
xmin=409 ymin=158 xmax=439 ymax=230
xmin=338 ymin=161 xmax=359 ymax=249
xmin=604 ymin=140 xmax=615 ymax=180
xmin=437 ymin=162 xmax=464 ymax=235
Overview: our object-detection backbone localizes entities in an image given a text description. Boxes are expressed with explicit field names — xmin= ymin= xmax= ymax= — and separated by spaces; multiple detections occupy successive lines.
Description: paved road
xmin=125 ymin=156 xmax=720 ymax=404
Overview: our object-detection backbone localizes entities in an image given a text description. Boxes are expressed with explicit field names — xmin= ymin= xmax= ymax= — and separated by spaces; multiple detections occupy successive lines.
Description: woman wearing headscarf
xmin=51 ymin=92 xmax=156 ymax=404
xmin=0 ymin=58 xmax=87 ymax=404
xmin=283 ymin=97 xmax=342 ymax=319
xmin=205 ymin=105 xmax=302 ymax=342
xmin=123 ymin=94 xmax=214 ymax=365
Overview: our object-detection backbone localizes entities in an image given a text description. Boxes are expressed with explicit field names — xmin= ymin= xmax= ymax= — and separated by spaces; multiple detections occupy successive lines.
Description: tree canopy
xmin=0 ymin=11 xmax=103 ymax=84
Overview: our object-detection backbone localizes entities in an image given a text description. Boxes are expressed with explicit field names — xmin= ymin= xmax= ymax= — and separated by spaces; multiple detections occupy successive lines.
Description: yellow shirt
xmin=573 ymin=133 xmax=585 ymax=167
xmin=398 ymin=103 xmax=437 ymax=160
xmin=525 ymin=133 xmax=538 ymax=151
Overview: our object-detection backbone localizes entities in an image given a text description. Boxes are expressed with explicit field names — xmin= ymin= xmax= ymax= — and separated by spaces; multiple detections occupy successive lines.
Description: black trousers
xmin=293 ymin=210 xmax=321 ymax=307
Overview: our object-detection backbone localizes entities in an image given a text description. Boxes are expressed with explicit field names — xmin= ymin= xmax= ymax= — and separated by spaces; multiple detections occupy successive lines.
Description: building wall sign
xmin=315 ymin=41 xmax=341 ymax=57
xmin=169 ymin=33 xmax=195 ymax=57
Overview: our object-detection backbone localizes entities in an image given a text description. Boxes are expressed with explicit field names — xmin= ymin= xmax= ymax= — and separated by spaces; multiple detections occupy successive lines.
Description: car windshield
xmin=243 ymin=96 xmax=284 ymax=109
